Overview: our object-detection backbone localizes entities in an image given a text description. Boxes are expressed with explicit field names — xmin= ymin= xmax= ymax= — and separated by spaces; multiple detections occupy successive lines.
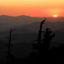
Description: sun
xmin=53 ymin=15 xmax=58 ymax=18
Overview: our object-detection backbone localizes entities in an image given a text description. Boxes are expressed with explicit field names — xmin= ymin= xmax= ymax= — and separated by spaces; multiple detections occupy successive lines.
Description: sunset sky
xmin=0 ymin=0 xmax=64 ymax=17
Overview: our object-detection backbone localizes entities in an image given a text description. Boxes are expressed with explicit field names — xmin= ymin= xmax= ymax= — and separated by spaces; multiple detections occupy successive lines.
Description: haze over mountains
xmin=0 ymin=15 xmax=43 ymax=31
xmin=0 ymin=15 xmax=64 ymax=32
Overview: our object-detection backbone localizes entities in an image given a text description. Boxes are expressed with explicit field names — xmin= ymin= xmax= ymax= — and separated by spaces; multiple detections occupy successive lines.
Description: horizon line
xmin=0 ymin=15 xmax=64 ymax=18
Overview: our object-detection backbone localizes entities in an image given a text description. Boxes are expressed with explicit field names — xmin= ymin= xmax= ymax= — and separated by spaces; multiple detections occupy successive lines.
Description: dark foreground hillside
xmin=0 ymin=42 xmax=64 ymax=64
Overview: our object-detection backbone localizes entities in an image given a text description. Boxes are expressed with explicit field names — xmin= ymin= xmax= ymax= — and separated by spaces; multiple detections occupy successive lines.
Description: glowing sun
xmin=53 ymin=15 xmax=58 ymax=18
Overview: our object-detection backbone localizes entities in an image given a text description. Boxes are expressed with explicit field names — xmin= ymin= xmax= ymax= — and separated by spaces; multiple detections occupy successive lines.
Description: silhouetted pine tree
xmin=32 ymin=20 xmax=55 ymax=55
xmin=32 ymin=28 xmax=55 ymax=52
xmin=41 ymin=28 xmax=55 ymax=51
xmin=31 ymin=24 xmax=55 ymax=63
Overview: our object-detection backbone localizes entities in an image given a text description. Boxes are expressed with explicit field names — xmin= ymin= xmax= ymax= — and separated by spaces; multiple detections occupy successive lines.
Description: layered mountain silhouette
xmin=0 ymin=15 xmax=64 ymax=32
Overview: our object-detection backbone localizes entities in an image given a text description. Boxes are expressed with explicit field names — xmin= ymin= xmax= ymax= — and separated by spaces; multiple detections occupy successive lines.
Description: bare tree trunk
xmin=7 ymin=28 xmax=13 ymax=64
xmin=37 ymin=19 xmax=46 ymax=51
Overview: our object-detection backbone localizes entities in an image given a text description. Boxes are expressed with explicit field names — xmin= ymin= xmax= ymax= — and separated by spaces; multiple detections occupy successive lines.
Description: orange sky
xmin=0 ymin=0 xmax=64 ymax=17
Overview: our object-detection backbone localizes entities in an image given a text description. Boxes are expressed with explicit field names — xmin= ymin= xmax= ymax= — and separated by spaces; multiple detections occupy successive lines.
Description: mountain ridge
xmin=0 ymin=15 xmax=64 ymax=32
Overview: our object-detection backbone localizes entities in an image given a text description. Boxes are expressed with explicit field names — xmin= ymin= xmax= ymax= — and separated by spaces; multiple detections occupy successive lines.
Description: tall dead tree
xmin=32 ymin=19 xmax=46 ymax=52
xmin=7 ymin=28 xmax=14 ymax=64
xmin=37 ymin=19 xmax=46 ymax=46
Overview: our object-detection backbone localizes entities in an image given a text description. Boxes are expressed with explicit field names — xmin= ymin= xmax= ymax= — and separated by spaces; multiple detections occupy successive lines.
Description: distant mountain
xmin=0 ymin=15 xmax=44 ymax=31
xmin=0 ymin=15 xmax=64 ymax=32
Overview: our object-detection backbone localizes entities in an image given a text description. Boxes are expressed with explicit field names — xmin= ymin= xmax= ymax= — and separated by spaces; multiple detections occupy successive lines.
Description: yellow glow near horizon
xmin=53 ymin=15 xmax=58 ymax=18
xmin=0 ymin=0 xmax=64 ymax=17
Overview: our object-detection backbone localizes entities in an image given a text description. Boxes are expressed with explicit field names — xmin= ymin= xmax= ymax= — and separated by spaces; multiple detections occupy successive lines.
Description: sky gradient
xmin=0 ymin=0 xmax=64 ymax=17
